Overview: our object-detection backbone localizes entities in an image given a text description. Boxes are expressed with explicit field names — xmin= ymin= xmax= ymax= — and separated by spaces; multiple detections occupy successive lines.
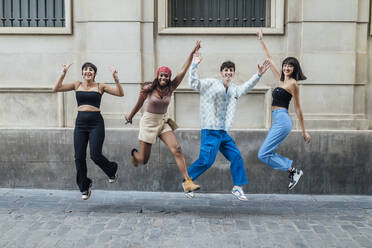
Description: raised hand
xmin=257 ymin=59 xmax=271 ymax=76
xmin=191 ymin=40 xmax=201 ymax=54
xmin=62 ymin=63 xmax=72 ymax=74
xmin=257 ymin=29 xmax=263 ymax=40
xmin=192 ymin=51 xmax=202 ymax=64
xmin=54 ymin=63 xmax=74 ymax=92
xmin=302 ymin=132 xmax=311 ymax=144
xmin=110 ymin=66 xmax=119 ymax=81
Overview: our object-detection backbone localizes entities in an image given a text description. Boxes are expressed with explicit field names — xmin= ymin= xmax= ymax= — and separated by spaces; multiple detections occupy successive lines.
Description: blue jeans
xmin=258 ymin=109 xmax=293 ymax=171
xmin=188 ymin=129 xmax=248 ymax=186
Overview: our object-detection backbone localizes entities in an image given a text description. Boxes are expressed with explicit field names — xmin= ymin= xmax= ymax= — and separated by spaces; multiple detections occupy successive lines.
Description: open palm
xmin=192 ymin=40 xmax=201 ymax=54
xmin=257 ymin=59 xmax=271 ymax=76
xmin=193 ymin=52 xmax=202 ymax=64
xmin=257 ymin=29 xmax=263 ymax=40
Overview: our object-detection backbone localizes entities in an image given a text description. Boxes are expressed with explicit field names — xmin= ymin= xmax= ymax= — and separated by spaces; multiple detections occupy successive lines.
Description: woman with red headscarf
xmin=125 ymin=41 xmax=201 ymax=197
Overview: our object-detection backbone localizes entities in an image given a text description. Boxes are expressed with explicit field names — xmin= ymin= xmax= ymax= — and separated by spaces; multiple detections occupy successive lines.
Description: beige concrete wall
xmin=0 ymin=0 xmax=371 ymax=130
xmin=0 ymin=0 xmax=154 ymax=128
xmin=157 ymin=0 xmax=370 ymax=130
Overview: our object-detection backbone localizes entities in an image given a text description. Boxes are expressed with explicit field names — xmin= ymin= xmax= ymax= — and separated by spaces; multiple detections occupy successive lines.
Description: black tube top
xmin=76 ymin=91 xmax=102 ymax=108
xmin=272 ymin=87 xmax=292 ymax=109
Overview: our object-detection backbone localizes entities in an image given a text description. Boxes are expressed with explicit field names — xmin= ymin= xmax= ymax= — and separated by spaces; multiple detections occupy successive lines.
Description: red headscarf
xmin=157 ymin=66 xmax=172 ymax=79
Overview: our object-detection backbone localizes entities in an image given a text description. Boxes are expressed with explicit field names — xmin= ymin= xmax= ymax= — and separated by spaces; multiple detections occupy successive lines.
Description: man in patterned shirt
xmin=185 ymin=51 xmax=270 ymax=200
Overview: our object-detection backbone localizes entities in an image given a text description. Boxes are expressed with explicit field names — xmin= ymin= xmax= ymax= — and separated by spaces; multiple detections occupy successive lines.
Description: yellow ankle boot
xmin=182 ymin=176 xmax=200 ymax=192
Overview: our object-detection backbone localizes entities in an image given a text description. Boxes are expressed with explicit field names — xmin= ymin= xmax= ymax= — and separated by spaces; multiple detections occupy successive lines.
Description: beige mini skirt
xmin=139 ymin=112 xmax=179 ymax=144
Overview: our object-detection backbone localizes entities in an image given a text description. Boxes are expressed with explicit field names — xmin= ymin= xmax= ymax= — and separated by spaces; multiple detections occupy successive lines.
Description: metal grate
xmin=0 ymin=0 xmax=65 ymax=27
xmin=169 ymin=0 xmax=267 ymax=27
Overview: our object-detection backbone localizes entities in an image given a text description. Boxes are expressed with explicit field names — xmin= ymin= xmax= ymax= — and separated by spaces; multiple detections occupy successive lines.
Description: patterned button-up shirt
xmin=189 ymin=62 xmax=261 ymax=131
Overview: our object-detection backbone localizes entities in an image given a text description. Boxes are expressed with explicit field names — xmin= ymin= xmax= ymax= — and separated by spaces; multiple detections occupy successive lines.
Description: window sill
xmin=0 ymin=27 xmax=72 ymax=35
xmin=158 ymin=27 xmax=284 ymax=35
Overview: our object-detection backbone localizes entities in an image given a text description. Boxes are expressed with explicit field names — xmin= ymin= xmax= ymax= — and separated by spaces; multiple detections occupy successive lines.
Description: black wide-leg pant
xmin=74 ymin=111 xmax=117 ymax=192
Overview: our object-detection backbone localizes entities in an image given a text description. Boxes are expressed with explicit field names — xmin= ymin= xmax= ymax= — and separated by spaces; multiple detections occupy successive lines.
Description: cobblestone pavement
xmin=0 ymin=188 xmax=371 ymax=248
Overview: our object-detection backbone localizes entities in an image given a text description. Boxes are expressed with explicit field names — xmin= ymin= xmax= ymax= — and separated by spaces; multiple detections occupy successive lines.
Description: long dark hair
xmin=140 ymin=77 xmax=174 ymax=97
xmin=280 ymin=57 xmax=307 ymax=81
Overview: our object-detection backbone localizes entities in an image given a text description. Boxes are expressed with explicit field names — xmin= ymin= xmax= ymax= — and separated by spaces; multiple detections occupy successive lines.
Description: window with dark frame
xmin=0 ymin=0 xmax=66 ymax=28
xmin=169 ymin=0 xmax=269 ymax=28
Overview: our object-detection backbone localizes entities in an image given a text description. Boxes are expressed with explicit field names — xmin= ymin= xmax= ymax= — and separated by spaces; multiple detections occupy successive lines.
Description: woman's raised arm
xmin=171 ymin=40 xmax=201 ymax=90
xmin=53 ymin=63 xmax=78 ymax=92
xmin=101 ymin=67 xmax=124 ymax=97
xmin=257 ymin=30 xmax=281 ymax=81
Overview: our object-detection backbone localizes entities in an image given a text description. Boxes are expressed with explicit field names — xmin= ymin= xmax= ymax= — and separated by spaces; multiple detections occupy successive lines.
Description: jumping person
xmin=187 ymin=50 xmax=271 ymax=200
xmin=256 ymin=30 xmax=311 ymax=190
xmin=125 ymin=41 xmax=201 ymax=197
xmin=53 ymin=62 xmax=124 ymax=200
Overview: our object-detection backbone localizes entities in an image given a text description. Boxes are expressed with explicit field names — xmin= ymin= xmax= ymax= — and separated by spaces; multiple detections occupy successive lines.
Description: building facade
xmin=0 ymin=0 xmax=370 ymax=130
xmin=0 ymin=0 xmax=371 ymax=194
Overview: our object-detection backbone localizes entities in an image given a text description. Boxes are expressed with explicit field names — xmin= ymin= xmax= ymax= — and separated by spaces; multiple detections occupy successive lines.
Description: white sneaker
xmin=81 ymin=183 xmax=92 ymax=200
xmin=108 ymin=166 xmax=118 ymax=183
xmin=182 ymin=183 xmax=195 ymax=199
xmin=288 ymin=168 xmax=303 ymax=190
xmin=184 ymin=191 xmax=195 ymax=199
xmin=231 ymin=186 xmax=247 ymax=201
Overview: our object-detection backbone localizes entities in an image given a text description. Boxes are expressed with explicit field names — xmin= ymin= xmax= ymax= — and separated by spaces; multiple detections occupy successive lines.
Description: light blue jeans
xmin=258 ymin=109 xmax=293 ymax=171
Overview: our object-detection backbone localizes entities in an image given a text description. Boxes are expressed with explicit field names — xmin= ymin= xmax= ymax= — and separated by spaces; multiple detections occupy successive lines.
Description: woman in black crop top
xmin=53 ymin=62 xmax=124 ymax=200
xmin=256 ymin=30 xmax=311 ymax=191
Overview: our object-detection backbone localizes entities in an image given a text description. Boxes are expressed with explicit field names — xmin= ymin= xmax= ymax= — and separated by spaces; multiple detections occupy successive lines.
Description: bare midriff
xmin=77 ymin=105 xmax=100 ymax=112
xmin=272 ymin=106 xmax=287 ymax=110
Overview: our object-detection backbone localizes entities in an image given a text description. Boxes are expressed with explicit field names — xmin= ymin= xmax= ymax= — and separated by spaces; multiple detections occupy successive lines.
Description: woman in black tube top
xmin=256 ymin=30 xmax=311 ymax=191
xmin=53 ymin=62 xmax=124 ymax=200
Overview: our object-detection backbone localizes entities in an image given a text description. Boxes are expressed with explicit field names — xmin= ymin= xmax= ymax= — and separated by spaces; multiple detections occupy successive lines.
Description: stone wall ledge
xmin=0 ymin=129 xmax=371 ymax=194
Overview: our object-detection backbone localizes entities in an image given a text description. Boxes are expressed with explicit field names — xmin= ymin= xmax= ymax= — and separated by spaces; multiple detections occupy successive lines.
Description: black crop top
xmin=76 ymin=91 xmax=102 ymax=108
xmin=272 ymin=87 xmax=292 ymax=109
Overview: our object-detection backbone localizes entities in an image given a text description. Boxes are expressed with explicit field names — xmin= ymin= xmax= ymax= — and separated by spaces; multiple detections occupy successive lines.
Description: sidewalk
xmin=0 ymin=188 xmax=371 ymax=248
